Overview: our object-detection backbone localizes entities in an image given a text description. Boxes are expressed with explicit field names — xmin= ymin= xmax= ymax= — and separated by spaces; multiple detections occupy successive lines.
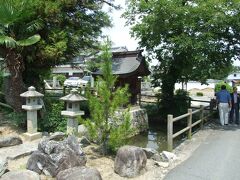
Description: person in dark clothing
xmin=230 ymin=87 xmax=240 ymax=125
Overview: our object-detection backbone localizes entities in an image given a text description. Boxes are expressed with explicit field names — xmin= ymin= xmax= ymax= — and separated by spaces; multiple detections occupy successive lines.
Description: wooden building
xmin=93 ymin=50 xmax=150 ymax=104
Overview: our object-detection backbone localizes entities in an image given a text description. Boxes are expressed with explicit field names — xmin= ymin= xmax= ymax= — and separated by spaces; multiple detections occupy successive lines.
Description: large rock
xmin=78 ymin=125 xmax=89 ymax=138
xmin=161 ymin=151 xmax=177 ymax=162
xmin=79 ymin=136 xmax=91 ymax=147
xmin=27 ymin=136 xmax=86 ymax=177
xmin=1 ymin=170 xmax=40 ymax=180
xmin=0 ymin=158 xmax=8 ymax=177
xmin=142 ymin=148 xmax=158 ymax=159
xmin=48 ymin=132 xmax=65 ymax=141
xmin=114 ymin=145 xmax=147 ymax=178
xmin=0 ymin=136 xmax=22 ymax=148
xmin=57 ymin=166 xmax=102 ymax=180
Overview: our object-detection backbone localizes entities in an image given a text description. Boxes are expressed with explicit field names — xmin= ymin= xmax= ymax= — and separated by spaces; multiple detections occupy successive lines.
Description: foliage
xmin=6 ymin=112 xmax=26 ymax=129
xmin=39 ymin=98 xmax=66 ymax=132
xmin=214 ymin=81 xmax=233 ymax=93
xmin=157 ymin=89 xmax=190 ymax=118
xmin=124 ymin=0 xmax=240 ymax=115
xmin=0 ymin=0 xmax=42 ymax=111
xmin=142 ymin=103 xmax=160 ymax=119
xmin=81 ymin=42 xmax=132 ymax=154
xmin=54 ymin=74 xmax=66 ymax=86
xmin=196 ymin=92 xmax=204 ymax=96
xmin=0 ymin=70 xmax=3 ymax=91
xmin=0 ymin=0 xmax=114 ymax=111
xmin=173 ymin=89 xmax=190 ymax=116
xmin=21 ymin=0 xmax=113 ymax=87
xmin=108 ymin=112 xmax=132 ymax=153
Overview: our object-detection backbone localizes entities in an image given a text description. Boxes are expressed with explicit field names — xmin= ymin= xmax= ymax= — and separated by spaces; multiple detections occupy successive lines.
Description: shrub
xmin=39 ymin=98 xmax=66 ymax=132
xmin=196 ymin=92 xmax=204 ymax=96
xmin=174 ymin=89 xmax=190 ymax=116
xmin=81 ymin=42 xmax=132 ymax=154
xmin=56 ymin=74 xmax=66 ymax=86
xmin=7 ymin=112 xmax=26 ymax=129
xmin=0 ymin=71 xmax=3 ymax=91
xmin=214 ymin=81 xmax=232 ymax=93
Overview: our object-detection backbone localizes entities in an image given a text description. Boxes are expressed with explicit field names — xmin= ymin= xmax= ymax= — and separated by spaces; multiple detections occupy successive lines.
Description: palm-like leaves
xmin=17 ymin=34 xmax=41 ymax=46
xmin=0 ymin=35 xmax=17 ymax=48
xmin=0 ymin=0 xmax=30 ymax=27
xmin=0 ymin=0 xmax=42 ymax=48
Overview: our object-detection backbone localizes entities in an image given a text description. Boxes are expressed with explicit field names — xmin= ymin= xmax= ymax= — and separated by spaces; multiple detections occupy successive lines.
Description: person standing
xmin=216 ymin=85 xmax=231 ymax=126
xmin=230 ymin=87 xmax=239 ymax=125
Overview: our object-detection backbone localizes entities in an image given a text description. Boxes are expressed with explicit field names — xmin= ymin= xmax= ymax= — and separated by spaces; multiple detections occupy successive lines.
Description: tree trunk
xmin=4 ymin=49 xmax=25 ymax=112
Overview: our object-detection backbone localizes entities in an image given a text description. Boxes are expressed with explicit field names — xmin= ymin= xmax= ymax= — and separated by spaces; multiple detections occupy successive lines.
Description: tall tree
xmin=0 ymin=0 xmax=41 ymax=112
xmin=82 ymin=42 xmax=131 ymax=154
xmin=22 ymin=0 xmax=112 ymax=88
xmin=124 ymin=0 xmax=240 ymax=114
xmin=0 ymin=0 xmax=113 ymax=111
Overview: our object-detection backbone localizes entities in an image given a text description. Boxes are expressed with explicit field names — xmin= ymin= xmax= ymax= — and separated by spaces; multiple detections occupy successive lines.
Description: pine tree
xmin=83 ymin=42 xmax=132 ymax=154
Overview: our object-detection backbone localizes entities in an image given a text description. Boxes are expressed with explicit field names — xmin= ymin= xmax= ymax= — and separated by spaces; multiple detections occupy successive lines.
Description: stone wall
xmin=129 ymin=106 xmax=149 ymax=135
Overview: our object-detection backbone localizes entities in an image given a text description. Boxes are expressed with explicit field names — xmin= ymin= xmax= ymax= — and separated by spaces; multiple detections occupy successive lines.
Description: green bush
xmin=56 ymin=74 xmax=66 ymax=86
xmin=214 ymin=81 xmax=232 ymax=93
xmin=173 ymin=89 xmax=190 ymax=116
xmin=39 ymin=98 xmax=66 ymax=132
xmin=142 ymin=104 xmax=159 ymax=118
xmin=0 ymin=71 xmax=3 ymax=91
xmin=81 ymin=42 xmax=132 ymax=154
xmin=7 ymin=112 xmax=26 ymax=129
xmin=196 ymin=92 xmax=204 ymax=96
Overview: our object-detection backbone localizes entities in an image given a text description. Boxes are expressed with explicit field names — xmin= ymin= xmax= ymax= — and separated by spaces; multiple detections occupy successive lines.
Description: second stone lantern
xmin=60 ymin=88 xmax=87 ymax=135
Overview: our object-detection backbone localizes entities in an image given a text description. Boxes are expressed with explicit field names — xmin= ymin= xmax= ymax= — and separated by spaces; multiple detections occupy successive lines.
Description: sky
xmin=102 ymin=0 xmax=139 ymax=51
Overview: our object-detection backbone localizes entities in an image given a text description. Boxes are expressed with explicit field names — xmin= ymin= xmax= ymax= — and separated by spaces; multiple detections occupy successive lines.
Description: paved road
xmin=164 ymin=125 xmax=240 ymax=180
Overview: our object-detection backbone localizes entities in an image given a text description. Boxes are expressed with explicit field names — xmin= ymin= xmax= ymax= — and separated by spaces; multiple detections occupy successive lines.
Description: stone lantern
xmin=20 ymin=86 xmax=44 ymax=141
xmin=60 ymin=88 xmax=87 ymax=135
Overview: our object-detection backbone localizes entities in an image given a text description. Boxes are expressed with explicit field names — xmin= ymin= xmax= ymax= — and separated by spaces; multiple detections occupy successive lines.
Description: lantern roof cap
xmin=60 ymin=89 xmax=87 ymax=102
xmin=20 ymin=86 xmax=44 ymax=98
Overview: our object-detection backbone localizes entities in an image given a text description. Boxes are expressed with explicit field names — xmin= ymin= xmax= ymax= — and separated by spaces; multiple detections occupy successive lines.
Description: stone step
xmin=0 ymin=140 xmax=39 ymax=160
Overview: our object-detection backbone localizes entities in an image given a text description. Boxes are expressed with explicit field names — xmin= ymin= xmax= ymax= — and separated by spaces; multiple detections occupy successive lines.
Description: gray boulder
xmin=48 ymin=132 xmax=65 ymax=141
xmin=161 ymin=151 xmax=177 ymax=162
xmin=0 ymin=158 xmax=8 ymax=177
xmin=27 ymin=136 xmax=86 ymax=177
xmin=0 ymin=136 xmax=22 ymax=148
xmin=142 ymin=148 xmax=158 ymax=159
xmin=78 ymin=125 xmax=89 ymax=138
xmin=79 ymin=136 xmax=91 ymax=147
xmin=57 ymin=166 xmax=102 ymax=180
xmin=1 ymin=170 xmax=40 ymax=180
xmin=114 ymin=146 xmax=147 ymax=178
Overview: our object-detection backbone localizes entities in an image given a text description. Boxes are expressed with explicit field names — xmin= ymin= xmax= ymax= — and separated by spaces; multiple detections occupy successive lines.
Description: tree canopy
xmin=124 ymin=0 xmax=240 ymax=114
xmin=0 ymin=0 xmax=114 ymax=111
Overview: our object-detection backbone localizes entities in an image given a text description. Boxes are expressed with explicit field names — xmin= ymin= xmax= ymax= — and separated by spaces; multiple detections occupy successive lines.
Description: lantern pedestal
xmin=61 ymin=111 xmax=84 ymax=135
xmin=23 ymin=132 xmax=42 ymax=141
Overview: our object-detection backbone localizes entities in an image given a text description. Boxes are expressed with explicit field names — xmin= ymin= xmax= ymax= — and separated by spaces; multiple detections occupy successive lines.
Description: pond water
xmin=127 ymin=123 xmax=168 ymax=152
xmin=127 ymin=122 xmax=187 ymax=152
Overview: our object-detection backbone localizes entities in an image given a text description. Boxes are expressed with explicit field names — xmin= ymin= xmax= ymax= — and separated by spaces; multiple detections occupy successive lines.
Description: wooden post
xmin=138 ymin=93 xmax=141 ymax=106
xmin=200 ymin=105 xmax=204 ymax=128
xmin=63 ymin=86 xmax=66 ymax=95
xmin=167 ymin=114 xmax=173 ymax=152
xmin=187 ymin=109 xmax=192 ymax=139
xmin=188 ymin=97 xmax=191 ymax=108
xmin=210 ymin=99 xmax=214 ymax=114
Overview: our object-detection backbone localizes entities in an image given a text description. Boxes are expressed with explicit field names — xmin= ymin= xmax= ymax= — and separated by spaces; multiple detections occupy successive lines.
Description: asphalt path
xmin=164 ymin=125 xmax=240 ymax=180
